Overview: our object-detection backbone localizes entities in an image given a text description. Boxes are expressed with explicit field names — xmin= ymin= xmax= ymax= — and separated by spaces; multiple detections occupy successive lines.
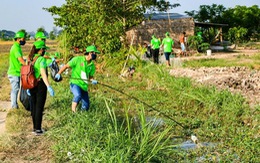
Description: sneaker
xmin=35 ymin=129 xmax=45 ymax=136
xmin=32 ymin=128 xmax=45 ymax=133
xmin=32 ymin=129 xmax=36 ymax=134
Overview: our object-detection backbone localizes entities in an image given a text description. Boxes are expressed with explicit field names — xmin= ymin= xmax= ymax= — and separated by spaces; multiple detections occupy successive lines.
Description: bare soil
xmin=169 ymin=49 xmax=260 ymax=107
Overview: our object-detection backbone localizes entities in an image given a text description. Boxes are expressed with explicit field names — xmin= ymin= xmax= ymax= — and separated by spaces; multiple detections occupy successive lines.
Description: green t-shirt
xmin=68 ymin=56 xmax=96 ymax=91
xmin=7 ymin=42 xmax=24 ymax=76
xmin=34 ymin=54 xmax=47 ymax=79
xmin=151 ymin=38 xmax=161 ymax=49
xmin=162 ymin=37 xmax=174 ymax=52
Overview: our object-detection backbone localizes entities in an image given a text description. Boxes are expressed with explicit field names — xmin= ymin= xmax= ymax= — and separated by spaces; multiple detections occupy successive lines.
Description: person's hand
xmin=26 ymin=89 xmax=31 ymax=96
xmin=91 ymin=80 xmax=98 ymax=85
xmin=55 ymin=74 xmax=61 ymax=80
xmin=47 ymin=86 xmax=55 ymax=97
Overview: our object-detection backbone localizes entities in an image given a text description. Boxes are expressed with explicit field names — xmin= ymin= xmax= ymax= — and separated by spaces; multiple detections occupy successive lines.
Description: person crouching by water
xmin=55 ymin=45 xmax=99 ymax=112
xmin=28 ymin=40 xmax=55 ymax=135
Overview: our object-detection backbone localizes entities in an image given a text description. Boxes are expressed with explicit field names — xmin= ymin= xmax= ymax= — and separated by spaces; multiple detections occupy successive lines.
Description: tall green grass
xmin=45 ymin=54 xmax=259 ymax=162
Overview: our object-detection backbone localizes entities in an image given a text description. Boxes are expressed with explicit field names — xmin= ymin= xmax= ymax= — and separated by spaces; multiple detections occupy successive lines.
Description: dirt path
xmin=0 ymin=112 xmax=7 ymax=135
xmin=0 ymin=101 xmax=10 ymax=135
xmin=0 ymin=73 xmax=11 ymax=135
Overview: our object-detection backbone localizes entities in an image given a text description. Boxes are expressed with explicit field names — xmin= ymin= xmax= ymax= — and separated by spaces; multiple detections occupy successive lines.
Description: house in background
xmin=125 ymin=13 xmax=194 ymax=48
xmin=125 ymin=13 xmax=229 ymax=51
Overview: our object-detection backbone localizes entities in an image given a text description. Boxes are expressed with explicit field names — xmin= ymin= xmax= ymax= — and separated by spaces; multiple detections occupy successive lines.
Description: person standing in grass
xmin=7 ymin=31 xmax=27 ymax=109
xmin=179 ymin=31 xmax=186 ymax=56
xmin=150 ymin=35 xmax=161 ymax=64
xmin=27 ymin=40 xmax=55 ymax=135
xmin=161 ymin=32 xmax=174 ymax=67
xmin=55 ymin=45 xmax=99 ymax=112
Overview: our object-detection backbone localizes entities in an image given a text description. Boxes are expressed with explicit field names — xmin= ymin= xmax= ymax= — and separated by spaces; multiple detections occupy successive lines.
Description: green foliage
xmin=198 ymin=42 xmax=210 ymax=52
xmin=49 ymin=31 xmax=56 ymax=40
xmin=228 ymin=27 xmax=248 ymax=44
xmin=185 ymin=4 xmax=260 ymax=42
xmin=44 ymin=0 xmax=179 ymax=53
xmin=187 ymin=35 xmax=202 ymax=51
xmin=185 ymin=4 xmax=226 ymax=23
xmin=222 ymin=5 xmax=260 ymax=40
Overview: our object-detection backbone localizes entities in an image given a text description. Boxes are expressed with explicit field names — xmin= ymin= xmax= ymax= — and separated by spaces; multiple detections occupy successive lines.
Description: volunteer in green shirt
xmin=7 ymin=31 xmax=26 ymax=109
xmin=55 ymin=45 xmax=99 ymax=112
xmin=150 ymin=35 xmax=161 ymax=64
xmin=35 ymin=32 xmax=63 ymax=67
xmin=27 ymin=40 xmax=54 ymax=135
xmin=161 ymin=32 xmax=174 ymax=67
xmin=35 ymin=31 xmax=46 ymax=41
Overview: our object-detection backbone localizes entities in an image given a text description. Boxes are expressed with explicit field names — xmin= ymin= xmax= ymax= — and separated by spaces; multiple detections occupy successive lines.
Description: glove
xmin=47 ymin=86 xmax=55 ymax=97
xmin=26 ymin=89 xmax=31 ymax=96
xmin=51 ymin=57 xmax=56 ymax=62
xmin=55 ymin=74 xmax=61 ymax=80
xmin=91 ymin=80 xmax=98 ymax=85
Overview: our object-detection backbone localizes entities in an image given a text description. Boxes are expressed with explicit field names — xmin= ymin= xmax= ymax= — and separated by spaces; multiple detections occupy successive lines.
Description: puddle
xmin=135 ymin=116 xmax=217 ymax=151
xmin=133 ymin=116 xmax=165 ymax=129
xmin=145 ymin=116 xmax=164 ymax=127
xmin=178 ymin=140 xmax=216 ymax=150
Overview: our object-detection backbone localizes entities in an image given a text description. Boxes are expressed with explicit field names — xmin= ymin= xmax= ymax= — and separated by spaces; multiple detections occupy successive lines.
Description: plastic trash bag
xmin=19 ymin=87 xmax=31 ymax=111
xmin=50 ymin=61 xmax=62 ymax=82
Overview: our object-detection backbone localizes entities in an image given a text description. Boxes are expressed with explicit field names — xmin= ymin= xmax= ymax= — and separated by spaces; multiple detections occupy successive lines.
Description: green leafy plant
xmin=187 ymin=35 xmax=203 ymax=51
xmin=198 ymin=42 xmax=211 ymax=53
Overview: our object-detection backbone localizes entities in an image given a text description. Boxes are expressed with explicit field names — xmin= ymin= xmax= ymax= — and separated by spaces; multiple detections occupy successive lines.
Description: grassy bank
xmin=0 ymin=46 xmax=259 ymax=162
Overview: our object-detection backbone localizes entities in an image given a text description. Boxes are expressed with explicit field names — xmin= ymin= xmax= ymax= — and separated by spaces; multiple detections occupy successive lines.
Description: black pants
xmin=30 ymin=79 xmax=47 ymax=130
xmin=152 ymin=48 xmax=160 ymax=64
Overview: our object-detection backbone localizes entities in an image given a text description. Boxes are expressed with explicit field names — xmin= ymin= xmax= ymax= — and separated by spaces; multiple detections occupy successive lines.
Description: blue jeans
xmin=70 ymin=84 xmax=90 ymax=111
xmin=164 ymin=52 xmax=171 ymax=61
xmin=8 ymin=75 xmax=20 ymax=109
xmin=181 ymin=43 xmax=186 ymax=52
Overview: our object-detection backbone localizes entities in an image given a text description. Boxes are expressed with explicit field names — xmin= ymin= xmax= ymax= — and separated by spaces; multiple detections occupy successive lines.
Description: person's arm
xmin=57 ymin=64 xmax=70 ymax=75
xmin=40 ymin=68 xmax=50 ymax=87
xmin=18 ymin=57 xmax=26 ymax=65
xmin=41 ymin=68 xmax=55 ymax=96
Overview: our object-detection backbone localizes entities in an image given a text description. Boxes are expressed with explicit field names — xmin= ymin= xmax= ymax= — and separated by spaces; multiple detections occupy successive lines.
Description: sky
xmin=0 ymin=0 xmax=259 ymax=33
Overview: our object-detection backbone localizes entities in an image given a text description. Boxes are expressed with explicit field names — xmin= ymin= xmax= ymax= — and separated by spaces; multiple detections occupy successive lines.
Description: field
xmin=0 ymin=41 xmax=259 ymax=162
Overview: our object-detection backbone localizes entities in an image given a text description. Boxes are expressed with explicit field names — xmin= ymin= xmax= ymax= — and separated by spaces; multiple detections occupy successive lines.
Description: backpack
xmin=21 ymin=56 xmax=39 ymax=89
xmin=49 ymin=60 xmax=62 ymax=82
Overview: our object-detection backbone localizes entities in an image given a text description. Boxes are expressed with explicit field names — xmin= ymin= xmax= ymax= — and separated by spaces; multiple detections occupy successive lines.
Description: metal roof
xmin=144 ymin=13 xmax=191 ymax=20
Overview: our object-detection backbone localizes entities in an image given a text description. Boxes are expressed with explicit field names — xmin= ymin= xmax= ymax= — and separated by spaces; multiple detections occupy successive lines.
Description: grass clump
xmin=183 ymin=53 xmax=260 ymax=70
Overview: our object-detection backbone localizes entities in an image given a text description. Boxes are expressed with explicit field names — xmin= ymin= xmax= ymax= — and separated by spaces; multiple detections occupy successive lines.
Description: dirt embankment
xmin=170 ymin=62 xmax=260 ymax=107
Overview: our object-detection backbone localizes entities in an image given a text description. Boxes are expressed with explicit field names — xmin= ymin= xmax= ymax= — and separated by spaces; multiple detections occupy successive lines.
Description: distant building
xmin=125 ymin=13 xmax=194 ymax=47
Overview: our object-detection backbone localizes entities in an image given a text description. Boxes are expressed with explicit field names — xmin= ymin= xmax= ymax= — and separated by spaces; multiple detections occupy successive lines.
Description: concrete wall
xmin=126 ymin=17 xmax=195 ymax=48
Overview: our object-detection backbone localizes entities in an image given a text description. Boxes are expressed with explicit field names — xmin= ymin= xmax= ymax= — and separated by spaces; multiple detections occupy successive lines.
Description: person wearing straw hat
xmin=27 ymin=40 xmax=55 ymax=135
xmin=7 ymin=31 xmax=27 ymax=109
xmin=55 ymin=45 xmax=100 ymax=112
